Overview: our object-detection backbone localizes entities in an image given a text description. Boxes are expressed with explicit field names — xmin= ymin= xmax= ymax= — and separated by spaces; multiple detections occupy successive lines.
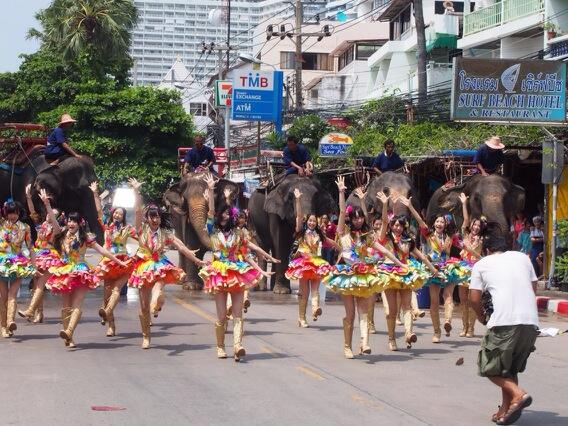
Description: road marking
xmin=173 ymin=297 xmax=217 ymax=323
xmin=351 ymin=394 xmax=383 ymax=410
xmin=296 ymin=366 xmax=325 ymax=381
xmin=261 ymin=346 xmax=278 ymax=357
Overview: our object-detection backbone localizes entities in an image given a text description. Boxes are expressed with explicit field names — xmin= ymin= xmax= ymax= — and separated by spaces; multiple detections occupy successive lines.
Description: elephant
xmin=346 ymin=172 xmax=420 ymax=218
xmin=248 ymin=175 xmax=336 ymax=294
xmin=0 ymin=147 xmax=103 ymax=241
xmin=163 ymin=173 xmax=239 ymax=289
xmin=426 ymin=174 xmax=525 ymax=234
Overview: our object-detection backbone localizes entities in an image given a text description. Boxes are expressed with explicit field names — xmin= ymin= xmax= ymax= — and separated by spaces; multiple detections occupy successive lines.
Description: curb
xmin=537 ymin=296 xmax=568 ymax=314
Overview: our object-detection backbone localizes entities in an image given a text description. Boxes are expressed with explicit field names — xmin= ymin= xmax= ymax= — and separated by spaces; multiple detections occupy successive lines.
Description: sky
xmin=0 ymin=0 xmax=52 ymax=72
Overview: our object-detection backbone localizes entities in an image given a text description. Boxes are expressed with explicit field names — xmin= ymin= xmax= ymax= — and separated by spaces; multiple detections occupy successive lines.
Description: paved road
xmin=1 ymin=282 xmax=568 ymax=426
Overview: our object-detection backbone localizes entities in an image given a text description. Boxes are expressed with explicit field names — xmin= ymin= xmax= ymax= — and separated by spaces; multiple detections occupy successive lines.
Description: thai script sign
xmin=318 ymin=133 xmax=353 ymax=157
xmin=451 ymin=58 xmax=567 ymax=124
xmin=542 ymin=140 xmax=564 ymax=185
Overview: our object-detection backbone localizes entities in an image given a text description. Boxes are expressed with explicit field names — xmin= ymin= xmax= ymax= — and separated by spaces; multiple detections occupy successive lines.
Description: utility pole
xmin=294 ymin=0 xmax=303 ymax=110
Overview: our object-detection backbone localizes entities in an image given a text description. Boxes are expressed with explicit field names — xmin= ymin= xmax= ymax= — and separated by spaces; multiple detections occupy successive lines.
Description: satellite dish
xmin=209 ymin=9 xmax=225 ymax=26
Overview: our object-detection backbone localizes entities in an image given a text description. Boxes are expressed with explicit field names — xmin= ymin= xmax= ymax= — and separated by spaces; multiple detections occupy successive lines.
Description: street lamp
xmin=238 ymin=53 xmax=277 ymax=70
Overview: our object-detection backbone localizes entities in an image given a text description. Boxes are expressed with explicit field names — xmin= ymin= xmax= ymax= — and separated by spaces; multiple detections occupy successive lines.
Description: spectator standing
xmin=469 ymin=235 xmax=538 ymax=425
xmin=320 ymin=214 xmax=337 ymax=265
xmin=372 ymin=139 xmax=404 ymax=175
xmin=530 ymin=216 xmax=544 ymax=277
xmin=516 ymin=220 xmax=532 ymax=255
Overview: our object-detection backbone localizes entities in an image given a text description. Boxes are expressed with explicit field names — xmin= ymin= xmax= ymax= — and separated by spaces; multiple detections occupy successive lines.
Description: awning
xmin=426 ymin=33 xmax=457 ymax=52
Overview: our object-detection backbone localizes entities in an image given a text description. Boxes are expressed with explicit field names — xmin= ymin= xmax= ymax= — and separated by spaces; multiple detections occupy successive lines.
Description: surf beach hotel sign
xmin=450 ymin=58 xmax=566 ymax=125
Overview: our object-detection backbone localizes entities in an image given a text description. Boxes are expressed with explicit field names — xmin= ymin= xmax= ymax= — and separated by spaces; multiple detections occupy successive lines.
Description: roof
xmin=329 ymin=39 xmax=387 ymax=57
xmin=305 ymin=76 xmax=323 ymax=91
xmin=378 ymin=0 xmax=412 ymax=22
xmin=160 ymin=56 xmax=190 ymax=86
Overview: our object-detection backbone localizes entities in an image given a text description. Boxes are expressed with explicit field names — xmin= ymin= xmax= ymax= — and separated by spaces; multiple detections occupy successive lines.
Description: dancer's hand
xmin=25 ymin=184 xmax=32 ymax=198
xmin=354 ymin=187 xmax=365 ymax=199
xmin=396 ymin=195 xmax=412 ymax=207
xmin=89 ymin=182 xmax=98 ymax=193
xmin=261 ymin=270 xmax=275 ymax=279
xmin=459 ymin=193 xmax=468 ymax=204
xmin=335 ymin=176 xmax=346 ymax=192
xmin=223 ymin=187 xmax=232 ymax=200
xmin=204 ymin=174 xmax=216 ymax=190
xmin=269 ymin=256 xmax=281 ymax=264
xmin=293 ymin=188 xmax=302 ymax=199
xmin=376 ymin=191 xmax=388 ymax=204
xmin=38 ymin=188 xmax=51 ymax=205
xmin=128 ymin=178 xmax=143 ymax=190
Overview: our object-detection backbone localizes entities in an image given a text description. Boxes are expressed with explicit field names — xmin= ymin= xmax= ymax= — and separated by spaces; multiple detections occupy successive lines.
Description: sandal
xmin=491 ymin=406 xmax=502 ymax=423
xmin=496 ymin=394 xmax=532 ymax=425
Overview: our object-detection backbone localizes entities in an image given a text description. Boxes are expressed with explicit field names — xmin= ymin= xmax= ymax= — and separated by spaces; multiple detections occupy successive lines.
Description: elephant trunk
xmin=188 ymin=196 xmax=211 ymax=249
xmin=481 ymin=197 xmax=508 ymax=233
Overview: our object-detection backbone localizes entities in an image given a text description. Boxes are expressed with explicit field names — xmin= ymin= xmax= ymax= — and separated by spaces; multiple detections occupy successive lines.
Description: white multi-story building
xmin=458 ymin=0 xmax=568 ymax=61
xmin=131 ymin=0 xmax=328 ymax=86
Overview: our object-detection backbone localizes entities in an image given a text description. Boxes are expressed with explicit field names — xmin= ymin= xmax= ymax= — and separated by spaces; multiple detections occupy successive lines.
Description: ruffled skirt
xmin=199 ymin=259 xmax=261 ymax=293
xmin=0 ymin=253 xmax=36 ymax=279
xmin=46 ymin=261 xmax=99 ymax=293
xmin=34 ymin=248 xmax=63 ymax=271
xmin=96 ymin=254 xmax=136 ymax=280
xmin=285 ymin=253 xmax=331 ymax=280
xmin=424 ymin=257 xmax=471 ymax=288
xmin=380 ymin=258 xmax=430 ymax=291
xmin=323 ymin=262 xmax=386 ymax=297
xmin=128 ymin=254 xmax=186 ymax=288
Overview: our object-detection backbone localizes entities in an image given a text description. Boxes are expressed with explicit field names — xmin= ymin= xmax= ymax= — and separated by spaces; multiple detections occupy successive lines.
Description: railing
xmin=463 ymin=0 xmax=544 ymax=36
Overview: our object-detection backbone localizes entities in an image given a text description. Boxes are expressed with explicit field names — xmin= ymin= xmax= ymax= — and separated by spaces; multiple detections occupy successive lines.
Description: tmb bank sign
xmin=231 ymin=70 xmax=284 ymax=126
xmin=451 ymin=58 xmax=566 ymax=125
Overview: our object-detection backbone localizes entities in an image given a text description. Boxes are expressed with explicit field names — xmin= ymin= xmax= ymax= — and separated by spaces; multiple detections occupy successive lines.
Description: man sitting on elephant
xmin=44 ymin=114 xmax=82 ymax=164
xmin=474 ymin=136 xmax=505 ymax=176
xmin=372 ymin=139 xmax=404 ymax=176
xmin=183 ymin=135 xmax=217 ymax=175
xmin=283 ymin=135 xmax=313 ymax=177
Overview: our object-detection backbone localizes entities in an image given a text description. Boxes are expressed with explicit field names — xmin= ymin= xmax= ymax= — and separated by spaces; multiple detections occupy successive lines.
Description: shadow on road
xmin=519 ymin=410 xmax=568 ymax=425
xmin=239 ymin=351 xmax=291 ymax=362
xmin=152 ymin=343 xmax=210 ymax=356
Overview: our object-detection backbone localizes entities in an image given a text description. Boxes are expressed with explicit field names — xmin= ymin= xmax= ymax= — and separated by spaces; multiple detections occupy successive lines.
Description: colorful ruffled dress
xmin=285 ymin=229 xmax=331 ymax=280
xmin=199 ymin=218 xmax=260 ymax=293
xmin=46 ymin=231 xmax=99 ymax=292
xmin=128 ymin=224 xmax=186 ymax=288
xmin=0 ymin=220 xmax=35 ymax=279
xmin=34 ymin=221 xmax=63 ymax=271
xmin=420 ymin=228 xmax=469 ymax=287
xmin=459 ymin=231 xmax=481 ymax=287
xmin=378 ymin=234 xmax=429 ymax=290
xmin=323 ymin=227 xmax=386 ymax=297
xmin=96 ymin=223 xmax=137 ymax=280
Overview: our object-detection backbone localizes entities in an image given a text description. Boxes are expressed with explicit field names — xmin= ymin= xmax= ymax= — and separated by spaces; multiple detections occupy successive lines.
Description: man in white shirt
xmin=470 ymin=234 xmax=538 ymax=425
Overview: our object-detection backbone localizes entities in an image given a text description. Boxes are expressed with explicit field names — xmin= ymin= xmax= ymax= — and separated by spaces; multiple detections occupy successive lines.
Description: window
xmin=356 ymin=44 xmax=380 ymax=60
xmin=189 ymin=103 xmax=207 ymax=116
xmin=338 ymin=46 xmax=354 ymax=71
xmin=310 ymin=89 xmax=318 ymax=99
xmin=280 ymin=52 xmax=331 ymax=70
xmin=389 ymin=5 xmax=412 ymax=40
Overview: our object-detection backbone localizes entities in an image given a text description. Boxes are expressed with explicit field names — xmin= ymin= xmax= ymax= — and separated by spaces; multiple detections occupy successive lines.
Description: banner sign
xmin=451 ymin=58 xmax=567 ymax=124
xmin=542 ymin=140 xmax=565 ymax=184
xmin=231 ymin=71 xmax=284 ymax=129
xmin=318 ymin=133 xmax=353 ymax=157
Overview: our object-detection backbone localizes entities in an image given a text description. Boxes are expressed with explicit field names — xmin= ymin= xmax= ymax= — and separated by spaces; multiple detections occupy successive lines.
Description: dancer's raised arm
xmin=336 ymin=176 xmax=347 ymax=234
xmin=294 ymin=188 xmax=303 ymax=234
xmin=377 ymin=191 xmax=389 ymax=242
xmin=397 ymin=196 xmax=426 ymax=229
xmin=89 ymin=181 xmax=103 ymax=223
xmin=38 ymin=188 xmax=61 ymax=235
xmin=129 ymin=178 xmax=144 ymax=232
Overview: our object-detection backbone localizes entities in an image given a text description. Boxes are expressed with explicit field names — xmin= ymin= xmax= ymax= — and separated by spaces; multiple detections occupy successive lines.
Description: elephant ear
xmin=265 ymin=180 xmax=293 ymax=220
xmin=163 ymin=183 xmax=187 ymax=215
xmin=315 ymin=188 xmax=337 ymax=216
xmin=507 ymin=184 xmax=526 ymax=216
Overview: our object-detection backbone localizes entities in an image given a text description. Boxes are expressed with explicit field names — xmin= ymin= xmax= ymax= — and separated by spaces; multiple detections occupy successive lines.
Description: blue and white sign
xmin=318 ymin=133 xmax=353 ymax=158
xmin=231 ymin=70 xmax=284 ymax=132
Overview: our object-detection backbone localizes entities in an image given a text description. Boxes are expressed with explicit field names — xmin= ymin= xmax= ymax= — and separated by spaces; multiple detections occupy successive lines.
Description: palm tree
xmin=29 ymin=0 xmax=138 ymax=67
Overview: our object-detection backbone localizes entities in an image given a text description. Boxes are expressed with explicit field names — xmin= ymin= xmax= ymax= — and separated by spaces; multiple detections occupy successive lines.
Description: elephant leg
xmin=269 ymin=216 xmax=292 ymax=295
xmin=253 ymin=256 xmax=268 ymax=291
xmin=184 ymin=248 xmax=205 ymax=290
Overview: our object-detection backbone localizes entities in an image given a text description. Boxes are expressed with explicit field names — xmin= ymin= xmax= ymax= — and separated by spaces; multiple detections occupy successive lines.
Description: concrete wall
xmin=500 ymin=34 xmax=544 ymax=58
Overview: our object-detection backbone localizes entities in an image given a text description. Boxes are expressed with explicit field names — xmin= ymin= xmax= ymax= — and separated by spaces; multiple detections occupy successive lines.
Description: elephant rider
xmin=283 ymin=135 xmax=313 ymax=177
xmin=183 ymin=135 xmax=217 ymax=175
xmin=372 ymin=139 xmax=404 ymax=176
xmin=474 ymin=136 xmax=505 ymax=176
xmin=44 ymin=114 xmax=81 ymax=165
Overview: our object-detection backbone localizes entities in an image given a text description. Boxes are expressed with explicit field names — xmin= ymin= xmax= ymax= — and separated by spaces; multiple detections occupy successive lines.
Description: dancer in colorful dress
xmin=90 ymin=182 xmax=138 ymax=337
xmin=324 ymin=177 xmax=405 ymax=359
xmin=458 ymin=193 xmax=484 ymax=338
xmin=378 ymin=194 xmax=439 ymax=350
xmin=42 ymin=189 xmax=127 ymax=347
xmin=407 ymin=201 xmax=469 ymax=343
xmin=18 ymin=185 xmax=63 ymax=323
xmin=199 ymin=175 xmax=279 ymax=361
xmin=0 ymin=200 xmax=36 ymax=337
xmin=286 ymin=188 xmax=336 ymax=327
xmin=128 ymin=178 xmax=204 ymax=349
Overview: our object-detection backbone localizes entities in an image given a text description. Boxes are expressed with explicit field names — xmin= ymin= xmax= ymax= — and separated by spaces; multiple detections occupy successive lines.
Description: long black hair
xmin=145 ymin=204 xmax=172 ymax=230
xmin=295 ymin=213 xmax=327 ymax=243
xmin=215 ymin=203 xmax=236 ymax=233
xmin=388 ymin=215 xmax=416 ymax=254
xmin=347 ymin=205 xmax=369 ymax=233
xmin=466 ymin=216 xmax=487 ymax=236
xmin=106 ymin=207 xmax=127 ymax=227
xmin=54 ymin=211 xmax=88 ymax=252
xmin=2 ymin=200 xmax=21 ymax=218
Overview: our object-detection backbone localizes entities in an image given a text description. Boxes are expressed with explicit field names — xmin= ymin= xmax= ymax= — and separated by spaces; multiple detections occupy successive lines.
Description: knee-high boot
xmin=243 ymin=290 xmax=251 ymax=313
xmin=467 ymin=307 xmax=476 ymax=338
xmin=215 ymin=321 xmax=227 ymax=358
xmin=233 ymin=317 xmax=245 ymax=362
xmin=386 ymin=316 xmax=397 ymax=351
xmin=459 ymin=303 xmax=469 ymax=337
xmin=444 ymin=301 xmax=454 ymax=337
xmin=150 ymin=286 xmax=165 ymax=318
xmin=343 ymin=318 xmax=354 ymax=359
xmin=60 ymin=308 xmax=71 ymax=346
xmin=359 ymin=316 xmax=371 ymax=355
xmin=0 ymin=299 xmax=9 ymax=338
xmin=60 ymin=308 xmax=81 ymax=348
xmin=311 ymin=288 xmax=322 ymax=321
xmin=19 ymin=285 xmax=45 ymax=321
xmin=7 ymin=298 xmax=17 ymax=335
xmin=298 ymin=295 xmax=308 ymax=328
xmin=99 ymin=286 xmax=111 ymax=325
xmin=403 ymin=309 xmax=417 ymax=349
xmin=101 ymin=287 xmax=121 ymax=336
xmin=368 ymin=297 xmax=376 ymax=334
xmin=139 ymin=312 xmax=151 ymax=349
xmin=431 ymin=306 xmax=441 ymax=343
xmin=411 ymin=291 xmax=425 ymax=319
xmin=33 ymin=291 xmax=44 ymax=324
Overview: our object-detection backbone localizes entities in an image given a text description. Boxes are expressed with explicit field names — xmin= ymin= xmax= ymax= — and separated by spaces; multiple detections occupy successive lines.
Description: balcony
xmin=463 ymin=0 xmax=544 ymax=36
xmin=547 ymin=34 xmax=568 ymax=61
